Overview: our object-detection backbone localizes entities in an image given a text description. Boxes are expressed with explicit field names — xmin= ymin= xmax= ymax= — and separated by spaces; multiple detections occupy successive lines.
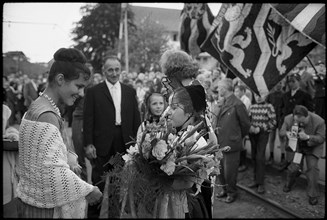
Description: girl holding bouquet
xmin=155 ymin=84 xmax=215 ymax=218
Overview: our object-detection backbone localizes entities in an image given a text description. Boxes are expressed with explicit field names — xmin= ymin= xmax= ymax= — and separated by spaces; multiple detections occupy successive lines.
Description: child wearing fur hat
xmin=153 ymin=85 xmax=214 ymax=218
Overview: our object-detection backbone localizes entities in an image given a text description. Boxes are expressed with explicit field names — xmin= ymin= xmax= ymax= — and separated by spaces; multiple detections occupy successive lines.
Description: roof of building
xmin=131 ymin=5 xmax=181 ymax=33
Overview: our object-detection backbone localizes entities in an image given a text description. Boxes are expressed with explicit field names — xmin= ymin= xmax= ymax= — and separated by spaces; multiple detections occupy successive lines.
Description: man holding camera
xmin=279 ymin=105 xmax=325 ymax=205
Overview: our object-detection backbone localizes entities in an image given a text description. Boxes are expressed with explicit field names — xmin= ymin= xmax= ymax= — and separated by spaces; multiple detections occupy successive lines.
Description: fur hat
xmin=184 ymin=85 xmax=206 ymax=113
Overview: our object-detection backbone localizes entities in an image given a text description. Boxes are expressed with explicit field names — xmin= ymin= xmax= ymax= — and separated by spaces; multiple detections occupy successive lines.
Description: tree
xmin=126 ymin=14 xmax=170 ymax=73
xmin=71 ymin=3 xmax=135 ymax=72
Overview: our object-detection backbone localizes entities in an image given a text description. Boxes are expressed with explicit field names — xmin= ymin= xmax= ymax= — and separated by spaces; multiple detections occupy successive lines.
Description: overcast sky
xmin=3 ymin=3 xmax=221 ymax=63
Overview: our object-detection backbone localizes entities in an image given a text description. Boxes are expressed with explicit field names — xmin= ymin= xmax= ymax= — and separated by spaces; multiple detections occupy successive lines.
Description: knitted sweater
xmin=17 ymin=118 xmax=94 ymax=218
xmin=249 ymin=102 xmax=277 ymax=132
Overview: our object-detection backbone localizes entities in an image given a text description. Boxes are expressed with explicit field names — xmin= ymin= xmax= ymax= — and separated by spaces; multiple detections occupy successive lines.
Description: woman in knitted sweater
xmin=16 ymin=48 xmax=102 ymax=218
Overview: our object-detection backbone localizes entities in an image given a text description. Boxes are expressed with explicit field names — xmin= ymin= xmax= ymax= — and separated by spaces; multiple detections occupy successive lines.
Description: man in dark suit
xmin=215 ymin=78 xmax=251 ymax=203
xmin=83 ymin=56 xmax=141 ymax=218
xmin=280 ymin=105 xmax=325 ymax=205
xmin=23 ymin=76 xmax=38 ymax=109
xmin=279 ymin=73 xmax=314 ymax=170
xmin=297 ymin=59 xmax=315 ymax=100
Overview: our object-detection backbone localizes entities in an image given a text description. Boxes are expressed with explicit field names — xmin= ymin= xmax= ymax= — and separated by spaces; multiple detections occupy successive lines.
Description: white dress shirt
xmin=105 ymin=80 xmax=121 ymax=125
xmin=240 ymin=94 xmax=251 ymax=112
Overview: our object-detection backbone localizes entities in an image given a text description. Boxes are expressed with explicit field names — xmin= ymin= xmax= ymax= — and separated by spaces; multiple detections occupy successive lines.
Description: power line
xmin=3 ymin=20 xmax=58 ymax=26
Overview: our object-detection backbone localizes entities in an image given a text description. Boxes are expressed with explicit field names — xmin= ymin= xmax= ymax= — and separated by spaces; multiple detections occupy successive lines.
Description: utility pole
xmin=123 ymin=3 xmax=129 ymax=74
xmin=117 ymin=3 xmax=129 ymax=74
xmin=117 ymin=4 xmax=124 ymax=60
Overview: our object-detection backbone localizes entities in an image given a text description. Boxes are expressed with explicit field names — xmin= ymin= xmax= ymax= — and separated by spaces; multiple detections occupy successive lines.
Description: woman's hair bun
xmin=53 ymin=48 xmax=87 ymax=63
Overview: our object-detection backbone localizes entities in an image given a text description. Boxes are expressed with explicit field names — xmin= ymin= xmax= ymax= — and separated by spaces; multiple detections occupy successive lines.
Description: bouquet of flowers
xmin=99 ymin=116 xmax=230 ymax=218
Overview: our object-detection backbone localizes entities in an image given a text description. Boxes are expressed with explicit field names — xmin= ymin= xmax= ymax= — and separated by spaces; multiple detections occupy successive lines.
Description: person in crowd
xmin=297 ymin=58 xmax=315 ymax=100
xmin=234 ymin=84 xmax=252 ymax=172
xmin=3 ymin=75 xmax=8 ymax=101
xmin=154 ymin=85 xmax=212 ymax=218
xmin=3 ymin=103 xmax=20 ymax=210
xmin=159 ymin=49 xmax=217 ymax=217
xmin=280 ymin=105 xmax=325 ymax=205
xmin=313 ymin=60 xmax=325 ymax=120
xmin=15 ymin=76 xmax=27 ymax=123
xmin=135 ymin=79 xmax=146 ymax=101
xmin=136 ymin=91 xmax=167 ymax=143
xmin=215 ymin=78 xmax=251 ymax=203
xmin=266 ymin=81 xmax=284 ymax=165
xmin=71 ymin=63 xmax=95 ymax=182
xmin=4 ymin=79 xmax=19 ymax=126
xmin=210 ymin=83 xmax=225 ymax=130
xmin=247 ymin=93 xmax=276 ymax=194
xmin=93 ymin=72 xmax=103 ymax=85
xmin=23 ymin=75 xmax=39 ymax=109
xmin=159 ymin=49 xmax=198 ymax=93
xmin=233 ymin=77 xmax=253 ymax=104
xmin=139 ymin=62 xmax=147 ymax=73
xmin=279 ymin=73 xmax=314 ymax=171
xmin=159 ymin=48 xmax=216 ymax=132
xmin=16 ymin=48 xmax=102 ymax=218
xmin=83 ymin=55 xmax=141 ymax=218
xmin=37 ymin=72 xmax=48 ymax=94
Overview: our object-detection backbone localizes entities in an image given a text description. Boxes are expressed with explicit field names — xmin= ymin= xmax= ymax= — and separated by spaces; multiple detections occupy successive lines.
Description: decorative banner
xmin=270 ymin=3 xmax=325 ymax=49
xmin=201 ymin=3 xmax=317 ymax=98
xmin=179 ymin=3 xmax=214 ymax=58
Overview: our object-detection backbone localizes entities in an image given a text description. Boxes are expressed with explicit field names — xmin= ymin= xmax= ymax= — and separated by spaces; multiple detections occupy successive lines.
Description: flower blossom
xmin=152 ymin=140 xmax=168 ymax=160
xmin=160 ymin=160 xmax=176 ymax=175
xmin=122 ymin=144 xmax=139 ymax=163
xmin=142 ymin=134 xmax=152 ymax=159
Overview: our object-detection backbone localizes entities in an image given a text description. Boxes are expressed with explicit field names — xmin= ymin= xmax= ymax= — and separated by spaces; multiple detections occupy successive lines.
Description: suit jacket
xmin=280 ymin=89 xmax=314 ymax=126
xmin=23 ymin=81 xmax=38 ymax=108
xmin=216 ymin=94 xmax=251 ymax=152
xmin=299 ymin=71 xmax=315 ymax=99
xmin=83 ymin=81 xmax=141 ymax=157
xmin=280 ymin=113 xmax=325 ymax=158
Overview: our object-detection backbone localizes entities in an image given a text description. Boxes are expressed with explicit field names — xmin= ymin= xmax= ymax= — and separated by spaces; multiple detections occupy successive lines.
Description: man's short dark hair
xmin=235 ymin=84 xmax=246 ymax=93
xmin=293 ymin=105 xmax=309 ymax=117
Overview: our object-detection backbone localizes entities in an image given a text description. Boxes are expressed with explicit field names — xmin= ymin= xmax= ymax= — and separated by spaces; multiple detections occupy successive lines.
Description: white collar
xmin=105 ymin=79 xmax=120 ymax=90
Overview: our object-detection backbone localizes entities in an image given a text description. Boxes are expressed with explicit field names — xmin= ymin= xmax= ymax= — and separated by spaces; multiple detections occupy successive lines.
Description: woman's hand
xmin=67 ymin=151 xmax=82 ymax=175
xmin=85 ymin=144 xmax=97 ymax=160
xmin=86 ymin=186 xmax=102 ymax=206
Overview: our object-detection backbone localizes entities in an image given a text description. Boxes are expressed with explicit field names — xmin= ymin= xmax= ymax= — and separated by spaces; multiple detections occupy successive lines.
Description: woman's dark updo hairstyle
xmin=48 ymin=48 xmax=91 ymax=84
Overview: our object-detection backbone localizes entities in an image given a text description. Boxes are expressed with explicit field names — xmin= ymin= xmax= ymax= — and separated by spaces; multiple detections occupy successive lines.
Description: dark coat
xmin=280 ymin=89 xmax=314 ymax=126
xmin=83 ymin=81 xmax=141 ymax=157
xmin=216 ymin=94 xmax=251 ymax=152
xmin=23 ymin=81 xmax=38 ymax=108
xmin=280 ymin=113 xmax=325 ymax=158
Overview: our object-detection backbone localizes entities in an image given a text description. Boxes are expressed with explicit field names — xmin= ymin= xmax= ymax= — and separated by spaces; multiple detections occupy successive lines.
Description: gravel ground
xmin=236 ymin=161 xmax=325 ymax=218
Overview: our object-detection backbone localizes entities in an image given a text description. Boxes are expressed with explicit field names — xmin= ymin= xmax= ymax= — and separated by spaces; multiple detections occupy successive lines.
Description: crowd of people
xmin=3 ymin=47 xmax=326 ymax=218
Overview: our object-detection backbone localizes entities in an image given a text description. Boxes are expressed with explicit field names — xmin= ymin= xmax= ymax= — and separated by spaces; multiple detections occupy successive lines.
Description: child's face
xmin=254 ymin=93 xmax=265 ymax=103
xmin=149 ymin=94 xmax=165 ymax=117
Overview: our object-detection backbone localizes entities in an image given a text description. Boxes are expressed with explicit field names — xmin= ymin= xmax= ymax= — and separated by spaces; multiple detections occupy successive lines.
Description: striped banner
xmin=201 ymin=3 xmax=317 ymax=98
xmin=270 ymin=3 xmax=325 ymax=49
xmin=179 ymin=3 xmax=214 ymax=57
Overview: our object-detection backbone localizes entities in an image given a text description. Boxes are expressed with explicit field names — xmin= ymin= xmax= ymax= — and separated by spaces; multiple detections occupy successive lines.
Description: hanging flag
xmin=270 ymin=3 xmax=325 ymax=49
xmin=201 ymin=3 xmax=317 ymax=98
xmin=179 ymin=3 xmax=214 ymax=57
